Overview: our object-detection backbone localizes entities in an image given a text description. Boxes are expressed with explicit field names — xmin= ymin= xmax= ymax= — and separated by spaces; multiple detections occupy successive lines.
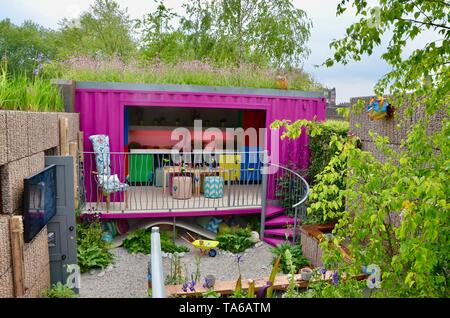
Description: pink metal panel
xmin=75 ymin=86 xmax=326 ymax=203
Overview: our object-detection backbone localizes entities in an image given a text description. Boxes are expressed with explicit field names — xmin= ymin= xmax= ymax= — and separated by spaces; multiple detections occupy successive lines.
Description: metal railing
xmin=260 ymin=161 xmax=310 ymax=242
xmin=78 ymin=150 xmax=265 ymax=213
xmin=77 ymin=149 xmax=310 ymax=242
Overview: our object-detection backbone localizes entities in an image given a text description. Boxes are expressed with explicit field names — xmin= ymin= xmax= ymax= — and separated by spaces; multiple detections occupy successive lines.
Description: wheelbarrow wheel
xmin=208 ymin=249 xmax=217 ymax=257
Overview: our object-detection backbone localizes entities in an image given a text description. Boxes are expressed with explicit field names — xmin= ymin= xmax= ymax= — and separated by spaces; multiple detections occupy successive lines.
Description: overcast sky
xmin=0 ymin=0 xmax=431 ymax=103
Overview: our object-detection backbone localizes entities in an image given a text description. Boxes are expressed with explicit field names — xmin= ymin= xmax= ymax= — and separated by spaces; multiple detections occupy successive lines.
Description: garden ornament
xmin=367 ymin=97 xmax=392 ymax=120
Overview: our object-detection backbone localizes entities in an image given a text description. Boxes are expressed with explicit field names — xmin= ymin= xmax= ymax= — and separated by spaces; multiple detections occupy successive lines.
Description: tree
xmin=180 ymin=0 xmax=220 ymax=61
xmin=222 ymin=0 xmax=312 ymax=67
xmin=139 ymin=0 xmax=186 ymax=62
xmin=0 ymin=19 xmax=58 ymax=75
xmin=274 ymin=0 xmax=449 ymax=297
xmin=321 ymin=0 xmax=449 ymax=297
xmin=180 ymin=0 xmax=312 ymax=67
xmin=57 ymin=0 xmax=137 ymax=60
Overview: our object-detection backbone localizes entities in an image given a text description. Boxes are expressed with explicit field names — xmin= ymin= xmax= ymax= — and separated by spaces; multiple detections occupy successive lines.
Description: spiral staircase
xmin=261 ymin=163 xmax=309 ymax=246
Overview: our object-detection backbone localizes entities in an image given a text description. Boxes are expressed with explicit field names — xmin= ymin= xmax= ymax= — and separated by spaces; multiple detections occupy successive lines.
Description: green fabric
xmin=129 ymin=154 xmax=154 ymax=183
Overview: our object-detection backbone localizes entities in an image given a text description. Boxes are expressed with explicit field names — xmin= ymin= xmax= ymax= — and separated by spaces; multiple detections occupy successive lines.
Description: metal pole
xmin=173 ymin=217 xmax=176 ymax=242
xmin=151 ymin=227 xmax=166 ymax=298
xmin=260 ymin=151 xmax=269 ymax=240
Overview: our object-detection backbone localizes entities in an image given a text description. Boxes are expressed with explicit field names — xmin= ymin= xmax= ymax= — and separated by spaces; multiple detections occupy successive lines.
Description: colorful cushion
xmin=89 ymin=134 xmax=128 ymax=194
xmin=204 ymin=176 xmax=224 ymax=199
xmin=98 ymin=174 xmax=129 ymax=193
xmin=89 ymin=134 xmax=111 ymax=175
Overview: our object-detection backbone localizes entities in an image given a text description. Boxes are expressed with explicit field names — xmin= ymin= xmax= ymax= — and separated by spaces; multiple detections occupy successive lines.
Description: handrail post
xmin=260 ymin=151 xmax=269 ymax=240
xmin=150 ymin=227 xmax=166 ymax=298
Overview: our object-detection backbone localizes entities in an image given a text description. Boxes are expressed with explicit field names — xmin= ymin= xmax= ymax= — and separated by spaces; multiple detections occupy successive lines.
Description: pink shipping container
xmin=74 ymin=81 xmax=326 ymax=225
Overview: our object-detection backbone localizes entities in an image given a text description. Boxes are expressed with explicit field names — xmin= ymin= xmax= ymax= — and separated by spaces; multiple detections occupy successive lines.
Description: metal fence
xmin=78 ymin=150 xmax=266 ymax=213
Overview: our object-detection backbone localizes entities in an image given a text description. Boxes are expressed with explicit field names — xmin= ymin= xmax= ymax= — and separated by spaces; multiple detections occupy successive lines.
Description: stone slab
xmin=0 ymin=156 xmax=29 ymax=214
xmin=6 ymin=111 xmax=29 ymax=162
xmin=24 ymin=226 xmax=49 ymax=292
xmin=0 ymin=267 xmax=14 ymax=298
xmin=0 ymin=215 xmax=11 ymax=276
xmin=0 ymin=111 xmax=6 ymax=166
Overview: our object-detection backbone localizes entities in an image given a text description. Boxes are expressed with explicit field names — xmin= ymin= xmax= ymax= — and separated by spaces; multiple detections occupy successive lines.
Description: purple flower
xmin=320 ymin=267 xmax=327 ymax=275
xmin=203 ymin=277 xmax=213 ymax=289
xmin=331 ymin=270 xmax=340 ymax=286
xmin=182 ymin=282 xmax=188 ymax=292
xmin=256 ymin=281 xmax=272 ymax=298
xmin=189 ymin=279 xmax=196 ymax=292
xmin=33 ymin=68 xmax=39 ymax=76
xmin=235 ymin=254 xmax=243 ymax=264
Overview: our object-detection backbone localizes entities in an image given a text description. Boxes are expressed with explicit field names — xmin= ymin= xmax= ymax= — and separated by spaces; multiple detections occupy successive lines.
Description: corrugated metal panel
xmin=75 ymin=86 xmax=326 ymax=200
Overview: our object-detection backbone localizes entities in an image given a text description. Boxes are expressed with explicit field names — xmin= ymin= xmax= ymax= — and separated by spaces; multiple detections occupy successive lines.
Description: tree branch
xmin=399 ymin=18 xmax=450 ymax=31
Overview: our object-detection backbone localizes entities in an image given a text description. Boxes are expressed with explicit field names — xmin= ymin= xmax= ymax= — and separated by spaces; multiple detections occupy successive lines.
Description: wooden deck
xmin=81 ymin=184 xmax=263 ymax=218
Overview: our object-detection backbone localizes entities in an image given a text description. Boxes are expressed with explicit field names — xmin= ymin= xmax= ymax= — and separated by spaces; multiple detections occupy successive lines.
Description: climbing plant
xmin=271 ymin=120 xmax=352 ymax=224
xmin=272 ymin=0 xmax=450 ymax=297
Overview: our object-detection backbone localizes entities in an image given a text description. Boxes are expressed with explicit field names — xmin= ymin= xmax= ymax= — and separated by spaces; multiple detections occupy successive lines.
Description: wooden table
xmin=163 ymin=166 xmax=230 ymax=196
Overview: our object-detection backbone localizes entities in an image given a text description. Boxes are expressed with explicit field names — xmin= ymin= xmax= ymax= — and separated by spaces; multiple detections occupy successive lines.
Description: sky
xmin=0 ymin=0 xmax=430 ymax=103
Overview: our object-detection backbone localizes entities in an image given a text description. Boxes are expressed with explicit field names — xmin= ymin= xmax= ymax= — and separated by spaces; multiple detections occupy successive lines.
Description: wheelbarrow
xmin=181 ymin=232 xmax=219 ymax=257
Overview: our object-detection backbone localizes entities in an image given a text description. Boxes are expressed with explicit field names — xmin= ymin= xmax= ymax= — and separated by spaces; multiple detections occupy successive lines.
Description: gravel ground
xmin=79 ymin=239 xmax=275 ymax=298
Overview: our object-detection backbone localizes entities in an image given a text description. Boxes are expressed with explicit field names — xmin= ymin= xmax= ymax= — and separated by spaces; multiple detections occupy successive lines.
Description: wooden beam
xmin=166 ymin=274 xmax=310 ymax=297
xmin=69 ymin=141 xmax=78 ymax=209
xmin=10 ymin=216 xmax=25 ymax=297
xmin=59 ymin=117 xmax=69 ymax=156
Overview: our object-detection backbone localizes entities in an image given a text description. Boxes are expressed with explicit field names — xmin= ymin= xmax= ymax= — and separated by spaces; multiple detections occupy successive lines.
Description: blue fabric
xmin=206 ymin=217 xmax=223 ymax=233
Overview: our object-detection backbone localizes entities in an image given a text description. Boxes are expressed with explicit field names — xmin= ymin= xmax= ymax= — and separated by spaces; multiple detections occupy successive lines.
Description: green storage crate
xmin=128 ymin=153 xmax=154 ymax=183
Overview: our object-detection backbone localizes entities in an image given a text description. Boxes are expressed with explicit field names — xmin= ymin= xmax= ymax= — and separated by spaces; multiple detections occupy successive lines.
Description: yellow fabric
xmin=219 ymin=154 xmax=241 ymax=181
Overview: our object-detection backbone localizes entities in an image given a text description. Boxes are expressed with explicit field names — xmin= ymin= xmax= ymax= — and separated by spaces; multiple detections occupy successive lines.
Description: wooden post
xmin=77 ymin=132 xmax=84 ymax=161
xmin=59 ymin=117 xmax=69 ymax=156
xmin=69 ymin=141 xmax=78 ymax=209
xmin=10 ymin=216 xmax=25 ymax=297
xmin=77 ymin=131 xmax=84 ymax=211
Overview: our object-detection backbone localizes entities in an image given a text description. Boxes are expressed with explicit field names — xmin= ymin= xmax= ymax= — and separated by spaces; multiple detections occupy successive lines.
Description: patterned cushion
xmin=89 ymin=134 xmax=128 ymax=194
xmin=89 ymin=134 xmax=111 ymax=175
xmin=98 ymin=174 xmax=129 ymax=193
xmin=204 ymin=176 xmax=224 ymax=199
xmin=206 ymin=217 xmax=223 ymax=233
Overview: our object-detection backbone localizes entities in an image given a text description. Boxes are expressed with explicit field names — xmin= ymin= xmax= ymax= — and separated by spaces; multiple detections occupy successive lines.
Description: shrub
xmin=122 ymin=229 xmax=189 ymax=255
xmin=46 ymin=56 xmax=323 ymax=92
xmin=308 ymin=120 xmax=349 ymax=184
xmin=0 ymin=58 xmax=64 ymax=111
xmin=270 ymin=243 xmax=310 ymax=274
xmin=41 ymin=282 xmax=78 ymax=298
xmin=216 ymin=227 xmax=254 ymax=253
xmin=77 ymin=220 xmax=114 ymax=273
xmin=271 ymin=119 xmax=350 ymax=223
xmin=123 ymin=228 xmax=150 ymax=254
